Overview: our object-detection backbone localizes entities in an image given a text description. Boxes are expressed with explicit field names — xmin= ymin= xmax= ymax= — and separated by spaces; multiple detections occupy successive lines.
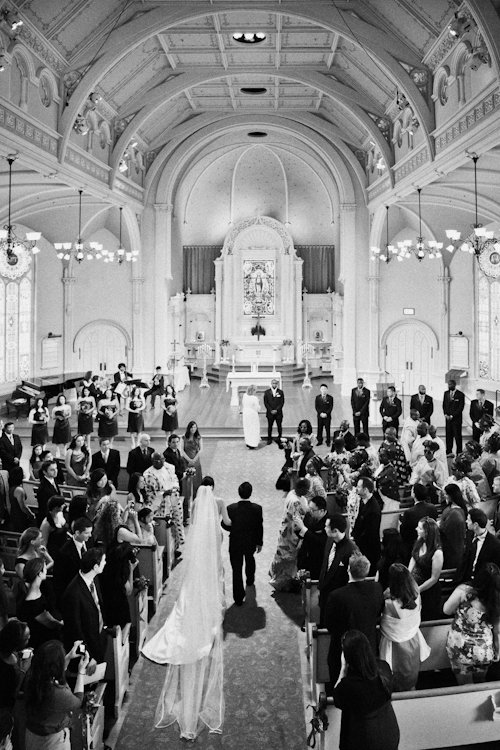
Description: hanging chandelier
xmin=370 ymin=205 xmax=402 ymax=264
xmin=397 ymin=188 xmax=443 ymax=261
xmin=54 ymin=189 xmax=104 ymax=262
xmin=445 ymin=154 xmax=499 ymax=259
xmin=101 ymin=206 xmax=138 ymax=264
xmin=0 ymin=156 xmax=41 ymax=266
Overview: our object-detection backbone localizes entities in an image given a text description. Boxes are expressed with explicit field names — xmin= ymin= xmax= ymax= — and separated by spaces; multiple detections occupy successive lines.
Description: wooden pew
xmin=136 ymin=544 xmax=164 ymax=613
xmin=128 ymin=586 xmax=148 ymax=657
xmin=0 ymin=530 xmax=22 ymax=572
xmin=70 ymin=681 xmax=106 ymax=750
xmin=104 ymin=623 xmax=130 ymax=718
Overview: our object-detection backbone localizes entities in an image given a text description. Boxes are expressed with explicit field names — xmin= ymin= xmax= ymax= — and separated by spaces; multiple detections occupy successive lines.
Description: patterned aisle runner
xmin=115 ymin=439 xmax=306 ymax=750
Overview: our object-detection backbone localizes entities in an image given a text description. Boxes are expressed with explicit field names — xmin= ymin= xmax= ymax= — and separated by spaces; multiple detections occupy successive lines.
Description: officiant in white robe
xmin=242 ymin=385 xmax=261 ymax=449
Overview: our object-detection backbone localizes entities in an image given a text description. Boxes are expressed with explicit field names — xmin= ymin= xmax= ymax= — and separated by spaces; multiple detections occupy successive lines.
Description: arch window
xmin=477 ymin=273 xmax=500 ymax=380
xmin=0 ymin=268 xmax=32 ymax=383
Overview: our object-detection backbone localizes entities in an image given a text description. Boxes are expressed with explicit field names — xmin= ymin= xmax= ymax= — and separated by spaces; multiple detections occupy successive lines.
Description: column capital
xmin=130 ymin=276 xmax=145 ymax=284
xmin=154 ymin=202 xmax=173 ymax=213
xmin=437 ymin=276 xmax=451 ymax=284
xmin=339 ymin=203 xmax=357 ymax=213
xmin=62 ymin=276 xmax=76 ymax=284
xmin=367 ymin=275 xmax=381 ymax=282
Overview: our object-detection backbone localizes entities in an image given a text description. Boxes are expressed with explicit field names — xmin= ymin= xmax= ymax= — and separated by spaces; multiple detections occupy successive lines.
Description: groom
xmin=223 ymin=482 xmax=263 ymax=606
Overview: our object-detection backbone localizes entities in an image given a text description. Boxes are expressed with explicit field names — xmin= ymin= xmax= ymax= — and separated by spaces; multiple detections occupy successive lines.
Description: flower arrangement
xmin=251 ymin=324 xmax=266 ymax=337
xmin=133 ymin=575 xmax=150 ymax=593
xmin=185 ymin=466 xmax=197 ymax=478
xmin=282 ymin=339 xmax=293 ymax=346
xmin=82 ymin=690 xmax=100 ymax=718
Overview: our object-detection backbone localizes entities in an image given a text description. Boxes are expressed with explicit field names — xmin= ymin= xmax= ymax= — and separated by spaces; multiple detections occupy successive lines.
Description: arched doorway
xmin=74 ymin=321 xmax=130 ymax=376
xmin=382 ymin=322 xmax=437 ymax=395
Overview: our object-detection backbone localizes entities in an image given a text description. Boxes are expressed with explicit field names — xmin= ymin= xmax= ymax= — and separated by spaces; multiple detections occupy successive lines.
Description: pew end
xmin=104 ymin=623 xmax=130 ymax=718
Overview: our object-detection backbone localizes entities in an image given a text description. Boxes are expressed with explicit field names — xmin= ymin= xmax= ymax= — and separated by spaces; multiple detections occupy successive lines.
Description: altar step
xmin=190 ymin=363 xmax=329 ymax=385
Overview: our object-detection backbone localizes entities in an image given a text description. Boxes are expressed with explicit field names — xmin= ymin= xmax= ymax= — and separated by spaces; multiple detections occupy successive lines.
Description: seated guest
xmin=455 ymin=508 xmax=500 ymax=584
xmin=332 ymin=420 xmax=356 ymax=452
xmin=376 ymin=529 xmax=406 ymax=592
xmin=324 ymin=554 xmax=384 ymax=687
xmin=53 ymin=517 xmax=93 ymax=608
xmin=126 ymin=472 xmax=148 ymax=509
xmin=86 ymin=469 xmax=116 ymax=521
xmin=352 ymin=477 xmax=381 ymax=576
xmin=318 ymin=514 xmax=359 ymax=625
xmin=126 ymin=432 xmax=154 ymax=476
xmin=17 ymin=559 xmax=63 ymax=651
xmin=409 ymin=517 xmax=443 ymax=620
xmin=91 ymin=437 xmax=121 ymax=489
xmin=99 ymin=540 xmax=139 ymax=628
xmin=8 ymin=466 xmax=36 ymax=532
xmin=40 ymin=496 xmax=69 ymax=560
xmin=440 ymin=483 xmax=467 ymax=569
xmin=399 ymin=484 xmax=438 ymax=561
xmin=379 ymin=563 xmax=430 ymax=692
xmin=137 ymin=507 xmax=156 ymax=545
xmin=35 ymin=460 xmax=61 ymax=527
xmin=378 ymin=427 xmax=409 ymax=485
xmin=448 ymin=454 xmax=481 ymax=509
xmin=0 ymin=618 xmax=31 ymax=750
xmin=294 ymin=496 xmax=328 ymax=579
xmin=93 ymin=498 xmax=142 ymax=549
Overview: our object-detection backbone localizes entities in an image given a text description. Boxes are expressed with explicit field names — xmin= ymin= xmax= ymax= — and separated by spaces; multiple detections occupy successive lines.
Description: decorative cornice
xmin=435 ymin=88 xmax=500 ymax=153
xmin=65 ymin=147 xmax=109 ymax=183
xmin=425 ymin=35 xmax=457 ymax=73
xmin=115 ymin=177 xmax=144 ymax=202
xmin=393 ymin=145 xmax=429 ymax=182
xmin=339 ymin=203 xmax=357 ymax=212
xmin=17 ymin=24 xmax=67 ymax=76
xmin=367 ymin=175 xmax=391 ymax=201
xmin=0 ymin=102 xmax=58 ymax=155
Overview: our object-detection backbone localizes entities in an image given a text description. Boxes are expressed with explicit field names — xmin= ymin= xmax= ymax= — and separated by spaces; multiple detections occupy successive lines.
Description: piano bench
xmin=6 ymin=398 xmax=29 ymax=418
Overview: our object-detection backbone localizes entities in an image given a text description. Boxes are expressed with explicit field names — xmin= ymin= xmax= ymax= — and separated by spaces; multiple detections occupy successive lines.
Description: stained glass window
xmin=477 ymin=273 xmax=500 ymax=381
xmin=0 ymin=269 xmax=32 ymax=383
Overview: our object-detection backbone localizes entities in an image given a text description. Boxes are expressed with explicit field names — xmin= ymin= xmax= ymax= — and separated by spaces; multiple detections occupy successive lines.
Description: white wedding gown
xmin=242 ymin=393 xmax=261 ymax=447
xmin=142 ymin=486 xmax=226 ymax=739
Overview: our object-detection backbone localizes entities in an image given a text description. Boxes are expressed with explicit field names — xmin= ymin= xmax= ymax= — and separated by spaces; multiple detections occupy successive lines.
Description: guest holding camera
xmin=99 ymin=540 xmax=139 ymax=628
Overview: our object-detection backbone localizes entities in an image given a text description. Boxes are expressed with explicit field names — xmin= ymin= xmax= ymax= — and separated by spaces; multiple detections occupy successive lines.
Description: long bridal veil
xmin=142 ymin=485 xmax=225 ymax=739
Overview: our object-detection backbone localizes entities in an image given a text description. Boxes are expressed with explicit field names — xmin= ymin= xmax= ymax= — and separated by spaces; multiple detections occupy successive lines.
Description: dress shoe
xmin=234 ymin=599 xmax=244 ymax=606
xmin=246 ymin=580 xmax=255 ymax=587
xmin=267 ymin=439 xmax=273 ymax=445
xmin=317 ymin=441 xmax=323 ymax=446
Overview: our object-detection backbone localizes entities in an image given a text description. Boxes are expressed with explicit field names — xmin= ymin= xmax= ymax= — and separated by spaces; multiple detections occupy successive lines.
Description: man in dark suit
xmin=351 ymin=378 xmax=370 ymax=436
xmin=263 ymin=378 xmax=285 ymax=444
xmin=53 ymin=517 xmax=93 ymax=608
xmin=332 ymin=420 xmax=356 ymax=452
xmin=409 ymin=384 xmax=434 ymax=424
xmin=163 ymin=433 xmax=185 ymax=486
xmin=400 ymin=483 xmax=438 ymax=562
xmin=0 ymin=422 xmax=22 ymax=474
xmin=455 ymin=508 xmax=500 ymax=584
xmin=315 ymin=383 xmax=334 ymax=446
xmin=113 ymin=362 xmax=133 ymax=414
xmin=91 ymin=437 xmax=121 ymax=487
xmin=443 ymin=379 xmax=465 ymax=455
xmin=62 ymin=547 xmax=108 ymax=669
xmin=379 ymin=386 xmax=402 ymax=437
xmin=318 ymin=514 xmax=359 ymax=624
xmin=297 ymin=437 xmax=316 ymax=478
xmin=144 ymin=367 xmax=165 ymax=409
xmin=352 ymin=477 xmax=381 ymax=576
xmin=324 ymin=554 xmax=384 ymax=688
xmin=126 ymin=432 xmax=154 ymax=476
xmin=223 ymin=482 xmax=263 ymax=606
xmin=470 ymin=389 xmax=494 ymax=443
xmin=295 ymin=496 xmax=328 ymax=579
xmin=36 ymin=459 xmax=61 ymax=526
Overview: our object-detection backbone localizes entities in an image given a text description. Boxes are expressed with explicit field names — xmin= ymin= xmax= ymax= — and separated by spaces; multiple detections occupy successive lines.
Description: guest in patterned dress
xmin=179 ymin=421 xmax=203 ymax=522
xmin=378 ymin=427 xmax=410 ymax=486
xmin=304 ymin=459 xmax=326 ymax=502
xmin=323 ymin=437 xmax=351 ymax=491
xmin=269 ymin=477 xmax=310 ymax=591
xmin=444 ymin=562 xmax=500 ymax=684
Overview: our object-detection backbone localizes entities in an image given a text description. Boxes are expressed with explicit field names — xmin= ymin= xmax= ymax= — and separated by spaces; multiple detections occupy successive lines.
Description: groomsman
xmin=409 ymin=385 xmax=434 ymax=424
xmin=315 ymin=383 xmax=334 ymax=446
xmin=379 ymin=386 xmax=402 ymax=437
xmin=351 ymin=378 xmax=370 ymax=436
xmin=443 ymin=379 xmax=465 ymax=455
xmin=470 ymin=389 xmax=494 ymax=443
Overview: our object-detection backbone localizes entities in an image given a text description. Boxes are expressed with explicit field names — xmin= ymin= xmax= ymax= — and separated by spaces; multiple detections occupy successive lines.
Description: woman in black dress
xmin=28 ymin=397 xmax=50 ymax=449
xmin=333 ymin=629 xmax=400 ymax=750
xmin=409 ymin=517 xmax=444 ymax=620
xmin=126 ymin=386 xmax=145 ymax=448
xmin=51 ymin=394 xmax=71 ymax=458
xmin=97 ymin=387 xmax=119 ymax=446
xmin=161 ymin=384 xmax=178 ymax=442
xmin=8 ymin=467 xmax=35 ymax=533
xmin=16 ymin=559 xmax=63 ymax=651
xmin=29 ymin=444 xmax=44 ymax=480
xmin=99 ymin=539 xmax=139 ymax=628
xmin=76 ymin=385 xmax=96 ymax=451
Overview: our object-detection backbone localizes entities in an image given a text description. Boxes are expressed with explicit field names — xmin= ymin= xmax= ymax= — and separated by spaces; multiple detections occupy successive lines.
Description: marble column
xmin=339 ymin=203 xmax=357 ymax=395
xmin=366 ymin=271 xmax=381 ymax=378
xmin=62 ymin=270 xmax=75 ymax=373
xmin=214 ymin=258 xmax=223 ymax=365
xmin=438 ymin=268 xmax=451 ymax=379
xmin=294 ymin=258 xmax=303 ymax=364
xmin=130 ymin=276 xmax=145 ymax=372
xmin=153 ymin=203 xmax=172 ymax=367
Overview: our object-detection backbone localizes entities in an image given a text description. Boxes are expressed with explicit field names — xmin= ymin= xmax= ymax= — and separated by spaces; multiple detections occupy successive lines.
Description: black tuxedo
xmin=470 ymin=399 xmax=494 ymax=442
xmin=0 ymin=432 xmax=22 ymax=473
xmin=263 ymin=387 xmax=285 ymax=440
xmin=91 ymin=448 xmax=121 ymax=487
xmin=400 ymin=502 xmax=438 ymax=561
xmin=332 ymin=429 xmax=356 ymax=452
xmin=296 ymin=512 xmax=328 ymax=579
xmin=443 ymin=388 xmax=465 ymax=454
xmin=318 ymin=535 xmax=359 ymax=621
xmin=324 ymin=580 xmax=384 ymax=685
xmin=126 ymin=445 xmax=154 ymax=476
xmin=455 ymin=530 xmax=500 ymax=585
xmin=113 ymin=370 xmax=132 ymax=384
xmin=163 ymin=446 xmax=185 ymax=485
xmin=352 ymin=495 xmax=381 ymax=575
xmin=409 ymin=393 xmax=434 ymax=423
xmin=144 ymin=374 xmax=165 ymax=407
xmin=315 ymin=393 xmax=334 ymax=444
xmin=379 ymin=396 xmax=402 ymax=435
xmin=224 ymin=500 xmax=263 ymax=604
xmin=298 ymin=448 xmax=316 ymax=478
xmin=351 ymin=387 xmax=370 ymax=436
xmin=62 ymin=574 xmax=107 ymax=663
xmin=53 ymin=538 xmax=85 ymax=607
xmin=36 ymin=476 xmax=61 ymax=526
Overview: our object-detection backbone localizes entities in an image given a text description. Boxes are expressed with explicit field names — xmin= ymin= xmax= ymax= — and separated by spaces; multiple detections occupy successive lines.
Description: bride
xmin=142 ymin=484 xmax=231 ymax=739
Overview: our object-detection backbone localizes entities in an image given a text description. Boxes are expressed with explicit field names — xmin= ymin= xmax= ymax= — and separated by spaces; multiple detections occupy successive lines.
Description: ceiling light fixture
xmin=102 ymin=206 xmax=138 ymax=264
xmin=54 ymin=189 xmax=103 ymax=262
xmin=240 ymin=87 xmax=268 ymax=95
xmin=398 ymin=188 xmax=443 ymax=262
xmin=370 ymin=205 xmax=401 ymax=264
xmin=0 ymin=9 xmax=23 ymax=31
xmin=233 ymin=32 xmax=266 ymax=44
xmin=0 ymin=156 xmax=41 ymax=266
xmin=247 ymin=131 xmax=268 ymax=138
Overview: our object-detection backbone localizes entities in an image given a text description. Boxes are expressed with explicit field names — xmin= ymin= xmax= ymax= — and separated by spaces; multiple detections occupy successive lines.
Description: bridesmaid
xmin=97 ymin=387 xmax=119 ymax=447
xmin=161 ymin=383 xmax=179 ymax=444
xmin=126 ymin=386 xmax=146 ymax=448
xmin=179 ymin=421 xmax=203 ymax=523
xmin=51 ymin=394 xmax=71 ymax=458
xmin=77 ymin=385 xmax=96 ymax=451
xmin=28 ymin=397 xmax=50 ymax=449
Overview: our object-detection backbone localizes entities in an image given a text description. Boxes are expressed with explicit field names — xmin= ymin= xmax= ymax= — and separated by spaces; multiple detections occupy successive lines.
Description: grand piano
xmin=7 ymin=372 xmax=86 ymax=416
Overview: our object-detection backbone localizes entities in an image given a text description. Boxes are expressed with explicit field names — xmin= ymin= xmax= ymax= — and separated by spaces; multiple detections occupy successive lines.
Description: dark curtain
xmin=183 ymin=246 xmax=222 ymax=293
xmin=295 ymin=246 xmax=335 ymax=293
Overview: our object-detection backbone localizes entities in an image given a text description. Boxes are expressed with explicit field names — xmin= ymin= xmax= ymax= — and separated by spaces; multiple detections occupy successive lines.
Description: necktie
xmin=327 ymin=542 xmax=337 ymax=569
xmin=81 ymin=543 xmax=87 ymax=556
xmin=420 ymin=395 xmax=424 ymax=404
xmin=89 ymin=581 xmax=104 ymax=631
xmin=143 ymin=449 xmax=147 ymax=457
xmin=102 ymin=453 xmax=107 ymax=463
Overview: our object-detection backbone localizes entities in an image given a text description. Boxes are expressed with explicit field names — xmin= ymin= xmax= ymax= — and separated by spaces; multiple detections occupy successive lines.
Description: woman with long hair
xmin=376 ymin=528 xmax=406 ymax=591
xmin=480 ymin=432 xmax=500 ymax=492
xmin=180 ymin=421 xmax=203 ymax=515
xmin=15 ymin=528 xmax=53 ymax=581
xmin=379 ymin=563 xmax=431 ymax=691
xmin=0 ymin=619 xmax=31 ymax=749
xmin=51 ymin=395 xmax=72 ymax=459
xmin=269 ymin=477 xmax=310 ymax=591
xmin=28 ymin=398 xmax=49 ymax=449
xmin=125 ymin=386 xmax=146 ymax=449
xmin=64 ymin=434 xmax=90 ymax=486
xmin=93 ymin=498 xmax=142 ymax=549
xmin=76 ymin=385 xmax=96 ymax=451
xmin=464 ymin=440 xmax=491 ymax=500
xmin=17 ymin=559 xmax=63 ymax=651
xmin=85 ymin=468 xmax=116 ymax=521
xmin=439 ymin=483 xmax=467 ymax=569
xmin=127 ymin=472 xmax=148 ymax=508
xmin=332 ymin=630 xmax=400 ymax=750
xmin=29 ymin=444 xmax=44 ymax=481
xmin=444 ymin=562 xmax=500 ymax=684
xmin=8 ymin=466 xmax=35 ymax=533
xmin=99 ymin=540 xmax=139 ymax=628
xmin=408 ymin=517 xmax=443 ymax=620
xmin=241 ymin=384 xmax=260 ymax=449
xmin=24 ymin=640 xmax=90 ymax=750
xmin=161 ymin=384 xmax=178 ymax=443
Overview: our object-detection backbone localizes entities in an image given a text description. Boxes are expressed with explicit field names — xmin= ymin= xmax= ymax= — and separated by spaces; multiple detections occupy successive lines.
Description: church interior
xmin=1 ymin=0 xmax=500 ymax=748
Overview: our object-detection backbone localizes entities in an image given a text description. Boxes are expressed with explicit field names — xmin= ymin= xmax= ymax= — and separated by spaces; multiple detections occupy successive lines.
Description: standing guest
xmin=40 ymin=450 xmax=65 ymax=486
xmin=163 ymin=433 xmax=185 ymax=487
xmin=444 ymin=562 xmax=500 ymax=684
xmin=144 ymin=366 xmax=165 ymax=409
xmin=379 ymin=386 xmax=402 ymax=437
xmin=223 ymin=482 xmax=263 ymax=606
xmin=297 ymin=437 xmax=316 ymax=478
xmin=448 ymin=454 xmax=480 ymax=509
xmin=269 ymin=478 xmax=309 ymax=591
xmin=479 ymin=433 xmax=500 ymax=493
xmin=355 ymin=432 xmax=380 ymax=472
xmin=125 ymin=385 xmax=146 ymax=449
xmin=36 ymin=460 xmax=61 ymax=527
xmin=324 ymin=555 xmax=384 ymax=687
xmin=93 ymin=499 xmax=142 ymax=549
xmin=464 ymin=440 xmax=490 ymax=500
xmin=179 ymin=421 xmax=203 ymax=514
xmin=351 ymin=378 xmax=370 ymax=436
xmin=65 ymin=435 xmax=90 ymax=486
xmin=352 ymin=477 xmax=381 ymax=576
xmin=126 ymin=432 xmax=154 ymax=476
xmin=90 ymin=437 xmax=121 ymax=489
xmin=317 ymin=514 xmax=359 ymax=625
xmin=99 ymin=541 xmax=139 ymax=628
xmin=242 ymin=384 xmax=261 ymax=449
xmin=470 ymin=389 xmax=494 ymax=443
xmin=428 ymin=424 xmax=448 ymax=470
xmin=263 ymin=378 xmax=285 ymax=445
xmin=332 ymin=630 xmax=400 ymax=750
xmin=292 ymin=419 xmax=316 ymax=452
xmin=24 ymin=640 xmax=90 ymax=750
xmin=409 ymin=384 xmax=434 ymax=424
xmin=0 ymin=423 xmax=23 ymax=474
xmin=376 ymin=529 xmax=406 ymax=592
xmin=276 ymin=437 xmax=295 ymax=493
xmin=0 ymin=619 xmax=31 ymax=750
xmin=137 ymin=507 xmax=156 ymax=545
xmin=409 ymin=518 xmax=443 ymax=620
xmin=324 ymin=437 xmax=351 ymax=490
xmin=440 ymin=483 xmax=467 ymax=569
xmin=143 ymin=454 xmax=184 ymax=558
xmin=304 ymin=459 xmax=326 ymax=502
xmin=379 ymin=427 xmax=410 ymax=485
xmin=76 ymin=386 xmax=96 ymax=451
xmin=400 ymin=409 xmax=420 ymax=463
xmin=53 ymin=517 xmax=93 ymax=608
xmin=455 ymin=508 xmax=500 ymax=585
xmin=8 ymin=467 xmax=35 ymax=532
xmin=15 ymin=528 xmax=53 ymax=582
xmin=29 ymin=444 xmax=44 ymax=480
xmin=399 ymin=484 xmax=438 ymax=561
xmin=333 ymin=419 xmax=356 ymax=452
xmin=40 ymin=496 xmax=69 ymax=560
xmin=126 ymin=473 xmax=148 ymax=509
xmin=295 ymin=496 xmax=328 ymax=579
xmin=315 ymin=383 xmax=334 ymax=446
xmin=28 ymin=397 xmax=50 ymax=449
xmin=17 ymin=559 xmax=63 ymax=650
xmin=97 ymin=388 xmax=119 ymax=446
xmin=67 ymin=496 xmax=90 ymax=529
xmin=374 ymin=447 xmax=399 ymax=510
xmin=379 ymin=563 xmax=430 ymax=692
xmin=410 ymin=441 xmax=448 ymax=502
xmin=51 ymin=395 xmax=72 ymax=459
xmin=409 ymin=421 xmax=429 ymax=467
xmin=113 ymin=362 xmax=132 ymax=415
xmin=443 ymin=379 xmax=465 ymax=456
xmin=161 ymin=384 xmax=179 ymax=443
xmin=85 ymin=469 xmax=116 ymax=521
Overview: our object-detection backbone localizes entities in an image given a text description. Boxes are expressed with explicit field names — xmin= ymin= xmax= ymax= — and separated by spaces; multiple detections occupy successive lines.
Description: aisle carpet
xmin=115 ymin=440 xmax=306 ymax=750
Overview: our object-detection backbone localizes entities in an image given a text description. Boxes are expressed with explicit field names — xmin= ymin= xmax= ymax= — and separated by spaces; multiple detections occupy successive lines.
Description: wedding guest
xmin=448 ymin=454 xmax=481 ymax=509
xmin=333 ymin=420 xmax=356 ymax=452
xmin=126 ymin=432 xmax=154 ymax=476
xmin=28 ymin=397 xmax=49 ymax=449
xmin=137 ymin=507 xmax=156 ymax=545
xmin=269 ymin=478 xmax=309 ymax=591
xmin=0 ymin=619 xmax=31 ymax=750
xmin=376 ymin=529 xmax=406 ymax=592
xmin=409 ymin=517 xmax=443 ymax=620
xmin=99 ymin=540 xmax=139 ymax=628
xmin=378 ymin=427 xmax=409 ymax=485
xmin=399 ymin=484 xmax=438 ymax=561
xmin=470 ymin=388 xmax=494 ymax=444
xmin=36 ymin=460 xmax=61 ymax=527
xmin=90 ymin=437 xmax=121 ymax=488
xmin=126 ymin=472 xmax=148 ymax=509
xmin=29 ymin=444 xmax=44 ymax=480
xmin=0 ymin=423 xmax=23 ymax=474
xmin=53 ymin=517 xmax=93 ymax=608
xmin=323 ymin=437 xmax=351 ymax=491
xmin=8 ymin=467 xmax=35 ymax=532
xmin=163 ymin=433 xmax=186 ymax=487
xmin=40 ymin=496 xmax=69 ymax=560
xmin=17 ymin=559 xmax=63 ymax=650
xmin=125 ymin=386 xmax=145 ymax=449
xmin=65 ymin=435 xmax=91 ymax=486
xmin=85 ymin=468 xmax=116 ymax=521
xmin=305 ymin=459 xmax=326 ymax=502
xmin=292 ymin=420 xmax=316 ymax=454
xmin=352 ymin=477 xmax=381 ymax=576
xmin=51 ymin=395 xmax=72 ymax=458
xmin=439 ymin=483 xmax=467 ymax=569
xmin=15 ymin=528 xmax=54 ymax=581
xmin=295 ymin=496 xmax=328 ymax=579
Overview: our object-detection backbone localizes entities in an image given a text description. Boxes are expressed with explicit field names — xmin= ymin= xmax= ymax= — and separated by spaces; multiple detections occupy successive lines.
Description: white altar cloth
xmin=226 ymin=371 xmax=282 ymax=407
